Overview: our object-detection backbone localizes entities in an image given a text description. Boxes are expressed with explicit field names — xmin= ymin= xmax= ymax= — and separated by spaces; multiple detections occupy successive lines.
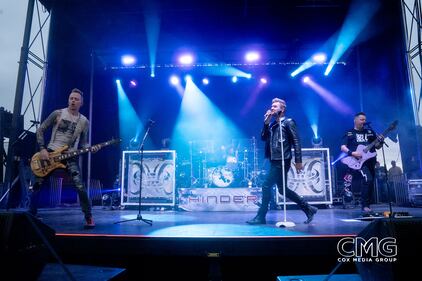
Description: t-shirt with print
xmin=342 ymin=128 xmax=377 ymax=153
xmin=36 ymin=108 xmax=89 ymax=151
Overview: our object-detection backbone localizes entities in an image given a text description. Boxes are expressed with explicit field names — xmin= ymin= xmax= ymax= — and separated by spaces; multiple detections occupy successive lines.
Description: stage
xmin=36 ymin=205 xmax=403 ymax=237
xmin=9 ymin=204 xmax=422 ymax=280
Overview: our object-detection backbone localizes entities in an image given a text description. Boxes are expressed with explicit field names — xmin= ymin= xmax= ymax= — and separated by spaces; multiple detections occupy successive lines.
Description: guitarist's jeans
xmin=352 ymin=162 xmax=375 ymax=210
xmin=256 ymin=159 xmax=312 ymax=218
xmin=28 ymin=158 xmax=92 ymax=219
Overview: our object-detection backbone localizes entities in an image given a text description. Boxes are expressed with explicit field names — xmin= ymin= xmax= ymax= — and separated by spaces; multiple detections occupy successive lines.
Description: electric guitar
xmin=30 ymin=138 xmax=121 ymax=177
xmin=341 ymin=120 xmax=398 ymax=170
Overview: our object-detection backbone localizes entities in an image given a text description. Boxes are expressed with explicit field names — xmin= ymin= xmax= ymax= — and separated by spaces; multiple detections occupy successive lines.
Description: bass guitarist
xmin=28 ymin=88 xmax=100 ymax=228
xmin=341 ymin=112 xmax=384 ymax=214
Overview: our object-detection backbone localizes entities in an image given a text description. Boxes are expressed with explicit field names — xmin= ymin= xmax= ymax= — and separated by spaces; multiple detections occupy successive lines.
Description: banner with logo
xmin=178 ymin=187 xmax=261 ymax=211
xmin=121 ymin=150 xmax=176 ymax=206
xmin=276 ymin=148 xmax=333 ymax=205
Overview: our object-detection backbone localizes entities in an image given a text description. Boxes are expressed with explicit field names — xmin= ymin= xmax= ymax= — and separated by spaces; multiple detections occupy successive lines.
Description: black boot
xmin=246 ymin=214 xmax=266 ymax=225
xmin=303 ymin=205 xmax=318 ymax=224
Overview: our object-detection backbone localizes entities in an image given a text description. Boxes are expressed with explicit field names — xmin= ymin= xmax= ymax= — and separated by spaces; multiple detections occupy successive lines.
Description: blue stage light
xmin=260 ymin=77 xmax=268 ymax=84
xmin=245 ymin=51 xmax=260 ymax=62
xmin=312 ymin=53 xmax=327 ymax=64
xmin=179 ymin=54 xmax=194 ymax=65
xmin=184 ymin=75 xmax=193 ymax=82
xmin=121 ymin=55 xmax=136 ymax=66
xmin=170 ymin=75 xmax=180 ymax=85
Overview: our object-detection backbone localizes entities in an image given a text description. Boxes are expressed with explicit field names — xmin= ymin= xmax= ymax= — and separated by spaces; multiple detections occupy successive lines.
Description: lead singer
xmin=247 ymin=98 xmax=317 ymax=225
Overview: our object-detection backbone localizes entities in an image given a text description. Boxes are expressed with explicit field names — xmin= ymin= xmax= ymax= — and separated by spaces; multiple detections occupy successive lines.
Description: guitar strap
xmin=359 ymin=169 xmax=368 ymax=182
xmin=49 ymin=109 xmax=63 ymax=146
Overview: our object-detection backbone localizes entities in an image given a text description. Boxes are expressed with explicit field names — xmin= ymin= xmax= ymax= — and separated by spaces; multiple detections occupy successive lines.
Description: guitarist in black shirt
xmin=340 ymin=112 xmax=384 ymax=214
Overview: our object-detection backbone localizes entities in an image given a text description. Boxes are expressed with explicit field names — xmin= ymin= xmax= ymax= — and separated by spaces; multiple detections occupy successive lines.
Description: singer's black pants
xmin=257 ymin=159 xmax=307 ymax=217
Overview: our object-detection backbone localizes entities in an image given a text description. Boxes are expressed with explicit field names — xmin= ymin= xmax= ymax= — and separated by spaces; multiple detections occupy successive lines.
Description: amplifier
xmin=408 ymin=179 xmax=422 ymax=207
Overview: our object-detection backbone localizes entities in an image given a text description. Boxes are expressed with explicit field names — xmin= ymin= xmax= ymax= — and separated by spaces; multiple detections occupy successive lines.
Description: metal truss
xmin=1 ymin=0 xmax=50 ymax=200
xmin=22 ymin=0 xmax=50 ymax=128
xmin=402 ymin=0 xmax=422 ymax=126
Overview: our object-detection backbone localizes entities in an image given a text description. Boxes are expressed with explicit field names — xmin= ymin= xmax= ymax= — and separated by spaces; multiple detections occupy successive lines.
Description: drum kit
xmin=185 ymin=138 xmax=262 ymax=188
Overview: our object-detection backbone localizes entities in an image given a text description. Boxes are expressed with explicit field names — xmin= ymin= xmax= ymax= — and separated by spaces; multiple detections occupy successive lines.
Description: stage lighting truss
xmin=108 ymin=61 xmax=346 ymax=70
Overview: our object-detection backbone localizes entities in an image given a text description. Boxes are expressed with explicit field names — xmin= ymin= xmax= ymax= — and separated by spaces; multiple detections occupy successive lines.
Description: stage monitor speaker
xmin=0 ymin=211 xmax=55 ymax=281
xmin=356 ymin=217 xmax=422 ymax=281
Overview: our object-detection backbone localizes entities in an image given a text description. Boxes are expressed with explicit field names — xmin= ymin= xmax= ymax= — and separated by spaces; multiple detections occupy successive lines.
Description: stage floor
xmin=8 ymin=204 xmax=422 ymax=280
xmin=28 ymin=204 xmax=422 ymax=237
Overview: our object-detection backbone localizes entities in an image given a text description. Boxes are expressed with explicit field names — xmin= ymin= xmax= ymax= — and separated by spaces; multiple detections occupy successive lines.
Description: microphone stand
xmin=276 ymin=116 xmax=295 ymax=228
xmin=366 ymin=123 xmax=394 ymax=218
xmin=115 ymin=121 xmax=153 ymax=225
xmin=380 ymin=143 xmax=394 ymax=218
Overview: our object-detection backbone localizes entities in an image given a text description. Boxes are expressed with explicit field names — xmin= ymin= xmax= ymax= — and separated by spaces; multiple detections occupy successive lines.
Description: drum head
xmin=211 ymin=167 xmax=234 ymax=187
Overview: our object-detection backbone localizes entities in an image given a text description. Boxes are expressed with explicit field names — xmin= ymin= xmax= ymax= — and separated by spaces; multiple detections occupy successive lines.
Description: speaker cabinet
xmin=0 ymin=211 xmax=55 ymax=281
xmin=356 ymin=218 xmax=422 ymax=281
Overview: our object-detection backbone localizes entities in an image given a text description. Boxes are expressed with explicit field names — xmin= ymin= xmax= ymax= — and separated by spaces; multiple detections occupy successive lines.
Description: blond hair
xmin=272 ymin=98 xmax=286 ymax=108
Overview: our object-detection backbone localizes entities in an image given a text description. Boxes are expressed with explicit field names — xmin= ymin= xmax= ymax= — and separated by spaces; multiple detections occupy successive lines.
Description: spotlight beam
xmin=305 ymin=78 xmax=353 ymax=115
xmin=325 ymin=0 xmax=381 ymax=75
xmin=144 ymin=2 xmax=161 ymax=77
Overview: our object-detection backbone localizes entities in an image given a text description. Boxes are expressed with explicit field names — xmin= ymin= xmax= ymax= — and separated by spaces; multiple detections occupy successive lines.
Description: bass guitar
xmin=341 ymin=120 xmax=398 ymax=170
xmin=31 ymin=138 xmax=121 ymax=177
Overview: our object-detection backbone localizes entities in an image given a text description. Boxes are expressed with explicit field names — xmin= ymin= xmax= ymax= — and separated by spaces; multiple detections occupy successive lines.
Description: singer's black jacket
xmin=261 ymin=117 xmax=302 ymax=163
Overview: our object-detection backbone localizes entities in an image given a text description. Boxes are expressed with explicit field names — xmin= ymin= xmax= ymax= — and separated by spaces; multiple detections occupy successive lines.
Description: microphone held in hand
xmin=264 ymin=110 xmax=272 ymax=123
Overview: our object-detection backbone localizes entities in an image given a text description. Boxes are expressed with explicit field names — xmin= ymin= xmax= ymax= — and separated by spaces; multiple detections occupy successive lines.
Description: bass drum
xmin=209 ymin=167 xmax=234 ymax=187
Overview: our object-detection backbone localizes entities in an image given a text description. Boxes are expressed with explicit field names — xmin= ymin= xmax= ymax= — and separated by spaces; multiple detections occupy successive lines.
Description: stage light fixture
xmin=179 ymin=54 xmax=194 ymax=65
xmin=312 ymin=53 xmax=327 ymax=64
xmin=311 ymin=136 xmax=323 ymax=147
xmin=232 ymin=76 xmax=238 ymax=83
xmin=245 ymin=51 xmax=260 ymax=62
xmin=202 ymin=78 xmax=209 ymax=85
xmin=121 ymin=55 xmax=136 ymax=66
xmin=324 ymin=67 xmax=332 ymax=76
xmin=260 ymin=77 xmax=268 ymax=84
xmin=303 ymin=76 xmax=310 ymax=83
xmin=129 ymin=80 xmax=137 ymax=87
xmin=102 ymin=190 xmax=121 ymax=210
xmin=184 ymin=75 xmax=193 ymax=82
xmin=170 ymin=75 xmax=180 ymax=85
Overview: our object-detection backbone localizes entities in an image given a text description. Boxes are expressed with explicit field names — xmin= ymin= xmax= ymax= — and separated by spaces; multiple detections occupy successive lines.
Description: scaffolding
xmin=1 ymin=0 xmax=50 ymax=205
xmin=402 ymin=0 xmax=422 ymax=126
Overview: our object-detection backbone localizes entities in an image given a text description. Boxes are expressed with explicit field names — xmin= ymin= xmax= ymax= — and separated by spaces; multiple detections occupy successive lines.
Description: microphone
xmin=264 ymin=110 xmax=272 ymax=123
xmin=363 ymin=121 xmax=371 ymax=126
xmin=148 ymin=119 xmax=155 ymax=125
